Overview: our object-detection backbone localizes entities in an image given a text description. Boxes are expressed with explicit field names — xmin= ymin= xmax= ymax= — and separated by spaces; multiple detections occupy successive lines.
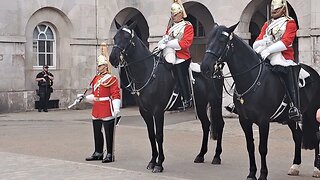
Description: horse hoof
xmin=312 ymin=167 xmax=320 ymax=178
xmin=211 ymin=157 xmax=221 ymax=165
xmin=246 ymin=178 xmax=257 ymax=180
xmin=258 ymin=176 xmax=267 ymax=180
xmin=152 ymin=165 xmax=163 ymax=173
xmin=287 ymin=164 xmax=300 ymax=176
xmin=194 ymin=156 xmax=204 ymax=163
xmin=211 ymin=134 xmax=218 ymax=140
xmin=246 ymin=175 xmax=257 ymax=180
xmin=146 ymin=162 xmax=155 ymax=170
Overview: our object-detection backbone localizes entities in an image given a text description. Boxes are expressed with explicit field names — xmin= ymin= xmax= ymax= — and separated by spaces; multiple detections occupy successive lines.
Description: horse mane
xmin=232 ymin=34 xmax=260 ymax=61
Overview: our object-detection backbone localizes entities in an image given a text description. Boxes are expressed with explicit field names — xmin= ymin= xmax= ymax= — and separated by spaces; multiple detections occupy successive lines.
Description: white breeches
xmin=163 ymin=47 xmax=184 ymax=64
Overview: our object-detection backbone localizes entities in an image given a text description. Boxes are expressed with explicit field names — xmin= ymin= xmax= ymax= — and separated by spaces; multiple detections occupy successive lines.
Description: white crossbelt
xmin=94 ymin=97 xmax=110 ymax=101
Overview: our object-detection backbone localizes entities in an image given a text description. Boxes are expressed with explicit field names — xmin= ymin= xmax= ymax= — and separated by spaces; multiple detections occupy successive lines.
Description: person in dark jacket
xmin=36 ymin=65 xmax=54 ymax=112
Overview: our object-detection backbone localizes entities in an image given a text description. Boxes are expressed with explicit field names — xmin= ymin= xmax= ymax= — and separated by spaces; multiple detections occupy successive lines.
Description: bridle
xmin=112 ymin=27 xmax=136 ymax=67
xmin=204 ymin=29 xmax=265 ymax=102
xmin=112 ymin=27 xmax=161 ymax=96
xmin=205 ymin=31 xmax=233 ymax=79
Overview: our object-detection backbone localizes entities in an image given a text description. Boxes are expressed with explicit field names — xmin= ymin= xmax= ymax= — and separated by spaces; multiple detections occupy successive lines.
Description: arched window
xmin=33 ymin=23 xmax=56 ymax=67
xmin=185 ymin=14 xmax=205 ymax=37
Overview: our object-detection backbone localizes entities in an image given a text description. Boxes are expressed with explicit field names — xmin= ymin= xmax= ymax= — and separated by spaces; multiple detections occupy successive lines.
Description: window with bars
xmin=33 ymin=24 xmax=56 ymax=67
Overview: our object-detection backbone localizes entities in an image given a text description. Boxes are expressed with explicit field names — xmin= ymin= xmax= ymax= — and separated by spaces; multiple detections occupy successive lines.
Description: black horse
xmin=109 ymin=22 xmax=225 ymax=172
xmin=201 ymin=23 xmax=320 ymax=180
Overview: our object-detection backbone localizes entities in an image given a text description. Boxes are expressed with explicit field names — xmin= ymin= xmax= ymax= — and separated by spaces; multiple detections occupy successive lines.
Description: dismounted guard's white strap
xmin=94 ymin=96 xmax=110 ymax=101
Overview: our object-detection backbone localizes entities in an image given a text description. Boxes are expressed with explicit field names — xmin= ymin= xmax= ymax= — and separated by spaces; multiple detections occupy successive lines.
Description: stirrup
xmin=288 ymin=106 xmax=302 ymax=122
xmin=183 ymin=98 xmax=193 ymax=109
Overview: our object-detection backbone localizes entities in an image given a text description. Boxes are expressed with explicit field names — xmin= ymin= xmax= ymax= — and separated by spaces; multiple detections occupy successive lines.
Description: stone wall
xmin=0 ymin=0 xmax=319 ymax=113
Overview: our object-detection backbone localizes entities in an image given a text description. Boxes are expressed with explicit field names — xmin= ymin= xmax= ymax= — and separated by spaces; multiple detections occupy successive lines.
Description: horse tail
xmin=301 ymin=64 xmax=320 ymax=149
xmin=302 ymin=108 xmax=319 ymax=150
xmin=209 ymin=105 xmax=224 ymax=140
xmin=209 ymin=110 xmax=217 ymax=140
xmin=209 ymin=78 xmax=224 ymax=140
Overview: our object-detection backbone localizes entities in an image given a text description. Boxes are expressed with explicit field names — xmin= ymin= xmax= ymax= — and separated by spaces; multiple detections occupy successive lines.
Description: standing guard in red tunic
xmin=83 ymin=45 xmax=121 ymax=163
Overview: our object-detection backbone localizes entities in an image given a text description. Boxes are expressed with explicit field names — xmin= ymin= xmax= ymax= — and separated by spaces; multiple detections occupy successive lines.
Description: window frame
xmin=32 ymin=23 xmax=56 ymax=70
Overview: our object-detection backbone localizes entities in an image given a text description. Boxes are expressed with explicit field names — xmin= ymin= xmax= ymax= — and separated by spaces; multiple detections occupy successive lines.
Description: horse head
xmin=201 ymin=22 xmax=239 ymax=78
xmin=109 ymin=21 xmax=137 ymax=68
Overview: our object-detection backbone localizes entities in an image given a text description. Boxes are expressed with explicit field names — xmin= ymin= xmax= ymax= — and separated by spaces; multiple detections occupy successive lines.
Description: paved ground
xmin=0 ymin=107 xmax=316 ymax=180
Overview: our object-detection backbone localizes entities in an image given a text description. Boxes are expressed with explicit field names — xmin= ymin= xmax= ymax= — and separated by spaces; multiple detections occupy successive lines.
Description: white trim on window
xmin=32 ymin=23 xmax=56 ymax=69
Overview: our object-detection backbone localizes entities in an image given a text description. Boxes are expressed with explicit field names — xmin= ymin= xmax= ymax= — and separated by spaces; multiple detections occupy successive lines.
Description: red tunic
xmin=90 ymin=74 xmax=121 ymax=119
xmin=256 ymin=19 xmax=297 ymax=61
xmin=166 ymin=21 xmax=194 ymax=60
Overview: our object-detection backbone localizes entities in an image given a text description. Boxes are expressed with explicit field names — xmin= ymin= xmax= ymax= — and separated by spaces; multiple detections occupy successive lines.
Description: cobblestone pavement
xmin=0 ymin=107 xmax=316 ymax=180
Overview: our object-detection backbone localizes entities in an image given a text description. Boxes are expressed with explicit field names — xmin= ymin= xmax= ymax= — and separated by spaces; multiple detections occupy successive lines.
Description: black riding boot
xmin=102 ymin=120 xmax=115 ymax=163
xmin=86 ymin=120 xmax=104 ymax=161
xmin=284 ymin=65 xmax=302 ymax=122
xmin=173 ymin=61 xmax=192 ymax=108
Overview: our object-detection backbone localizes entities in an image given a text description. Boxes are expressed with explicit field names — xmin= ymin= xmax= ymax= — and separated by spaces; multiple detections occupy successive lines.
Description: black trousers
xmin=173 ymin=60 xmax=191 ymax=102
xmin=92 ymin=120 xmax=114 ymax=154
xmin=38 ymin=86 xmax=51 ymax=110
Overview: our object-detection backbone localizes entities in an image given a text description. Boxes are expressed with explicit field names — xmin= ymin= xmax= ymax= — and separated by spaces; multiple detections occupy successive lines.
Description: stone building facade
xmin=0 ymin=0 xmax=319 ymax=113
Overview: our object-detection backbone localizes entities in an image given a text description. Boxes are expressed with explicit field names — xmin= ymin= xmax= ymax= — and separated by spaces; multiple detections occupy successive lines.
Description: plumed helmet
xmin=171 ymin=0 xmax=187 ymax=18
xmin=97 ymin=55 xmax=108 ymax=66
xmin=97 ymin=42 xmax=112 ymax=73
xmin=271 ymin=0 xmax=287 ymax=10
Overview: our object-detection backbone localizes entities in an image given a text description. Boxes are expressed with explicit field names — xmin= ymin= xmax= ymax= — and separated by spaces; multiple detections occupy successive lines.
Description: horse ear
xmin=228 ymin=22 xmax=239 ymax=33
xmin=115 ymin=20 xmax=121 ymax=29
xmin=128 ymin=21 xmax=137 ymax=30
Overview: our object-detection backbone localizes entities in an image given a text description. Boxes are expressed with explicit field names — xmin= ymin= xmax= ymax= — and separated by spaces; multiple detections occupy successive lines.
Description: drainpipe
xmin=95 ymin=0 xmax=98 ymax=66
xmin=266 ymin=4 xmax=270 ymax=21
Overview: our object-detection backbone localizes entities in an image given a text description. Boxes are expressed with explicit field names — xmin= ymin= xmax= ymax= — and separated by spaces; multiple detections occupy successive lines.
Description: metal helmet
xmin=271 ymin=0 xmax=287 ymax=10
xmin=171 ymin=0 xmax=187 ymax=18
xmin=97 ymin=55 xmax=108 ymax=66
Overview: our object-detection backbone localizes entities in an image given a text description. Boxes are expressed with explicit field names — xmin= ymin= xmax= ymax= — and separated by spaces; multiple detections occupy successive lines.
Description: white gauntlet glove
xmin=259 ymin=41 xmax=287 ymax=60
xmin=157 ymin=35 xmax=170 ymax=50
xmin=112 ymin=99 xmax=121 ymax=116
xmin=166 ymin=39 xmax=181 ymax=50
xmin=84 ymin=94 xmax=94 ymax=104
xmin=260 ymin=50 xmax=271 ymax=60
xmin=158 ymin=43 xmax=166 ymax=50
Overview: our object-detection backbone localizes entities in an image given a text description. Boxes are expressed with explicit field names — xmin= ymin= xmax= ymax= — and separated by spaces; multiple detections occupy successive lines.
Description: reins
xmin=121 ymin=54 xmax=160 ymax=95
xmin=113 ymin=28 xmax=162 ymax=95
xmin=205 ymin=31 xmax=267 ymax=100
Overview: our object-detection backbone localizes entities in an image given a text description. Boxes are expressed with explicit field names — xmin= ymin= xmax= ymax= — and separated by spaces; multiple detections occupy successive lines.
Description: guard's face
xmin=98 ymin=64 xmax=108 ymax=74
xmin=171 ymin=12 xmax=183 ymax=23
xmin=271 ymin=6 xmax=286 ymax=19
xmin=43 ymin=66 xmax=49 ymax=72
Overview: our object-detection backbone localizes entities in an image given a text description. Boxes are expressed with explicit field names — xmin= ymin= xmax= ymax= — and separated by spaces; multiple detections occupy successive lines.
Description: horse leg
xmin=313 ymin=144 xmax=320 ymax=177
xmin=239 ymin=117 xmax=257 ymax=180
xmin=211 ymin=105 xmax=224 ymax=165
xmin=257 ymin=120 xmax=270 ymax=180
xmin=287 ymin=120 xmax=302 ymax=176
xmin=152 ymin=112 xmax=165 ymax=173
xmin=194 ymin=104 xmax=210 ymax=163
xmin=140 ymin=109 xmax=158 ymax=171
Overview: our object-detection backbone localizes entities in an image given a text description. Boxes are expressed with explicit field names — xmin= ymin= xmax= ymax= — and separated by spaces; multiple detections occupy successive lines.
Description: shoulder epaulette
xmin=185 ymin=21 xmax=192 ymax=25
xmin=101 ymin=75 xmax=117 ymax=87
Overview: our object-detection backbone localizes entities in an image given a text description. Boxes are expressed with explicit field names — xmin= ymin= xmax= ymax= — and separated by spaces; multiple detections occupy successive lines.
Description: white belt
xmin=94 ymin=97 xmax=110 ymax=101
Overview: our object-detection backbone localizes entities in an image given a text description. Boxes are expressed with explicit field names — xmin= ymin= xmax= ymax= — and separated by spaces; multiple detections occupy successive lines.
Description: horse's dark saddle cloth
xmin=267 ymin=64 xmax=311 ymax=88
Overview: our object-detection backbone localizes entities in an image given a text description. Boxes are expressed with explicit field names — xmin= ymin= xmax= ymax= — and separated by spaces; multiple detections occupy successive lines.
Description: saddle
xmin=164 ymin=62 xmax=200 ymax=111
